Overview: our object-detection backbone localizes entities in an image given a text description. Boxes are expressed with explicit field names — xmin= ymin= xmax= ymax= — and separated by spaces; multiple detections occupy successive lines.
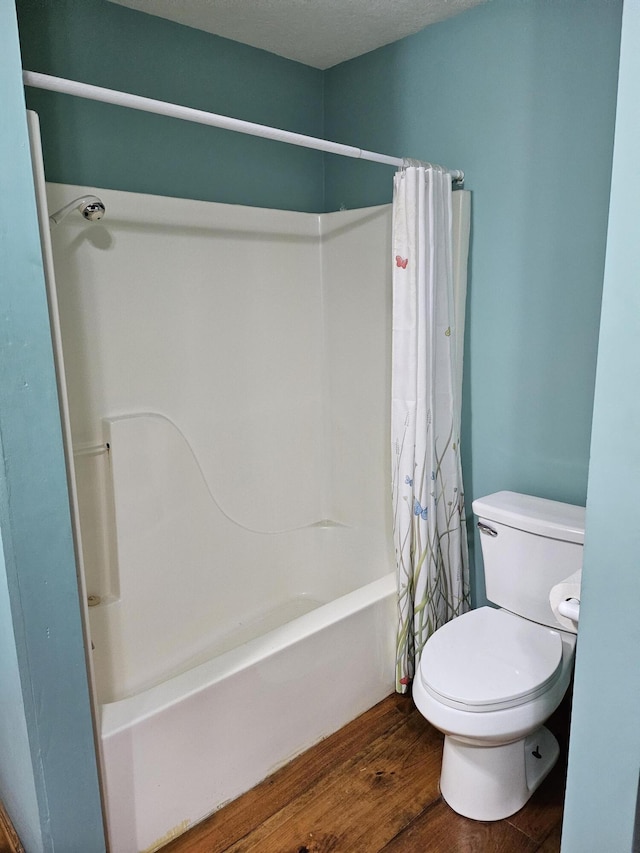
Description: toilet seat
xmin=419 ymin=607 xmax=563 ymax=712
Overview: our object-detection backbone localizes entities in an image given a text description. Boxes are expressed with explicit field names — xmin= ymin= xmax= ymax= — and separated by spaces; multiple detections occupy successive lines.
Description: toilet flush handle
xmin=477 ymin=521 xmax=498 ymax=537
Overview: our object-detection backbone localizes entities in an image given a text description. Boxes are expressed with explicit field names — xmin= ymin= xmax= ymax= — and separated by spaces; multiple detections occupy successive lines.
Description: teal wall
xmin=562 ymin=2 xmax=640 ymax=849
xmin=324 ymin=0 xmax=622 ymax=603
xmin=0 ymin=2 xmax=105 ymax=850
xmin=17 ymin=0 xmax=325 ymax=212
xmin=5 ymin=0 xmax=631 ymax=847
xmin=0 ymin=539 xmax=42 ymax=853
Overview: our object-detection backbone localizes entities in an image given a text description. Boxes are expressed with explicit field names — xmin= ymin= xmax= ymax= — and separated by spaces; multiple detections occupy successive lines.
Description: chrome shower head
xmin=49 ymin=195 xmax=106 ymax=226
xmin=81 ymin=199 xmax=106 ymax=221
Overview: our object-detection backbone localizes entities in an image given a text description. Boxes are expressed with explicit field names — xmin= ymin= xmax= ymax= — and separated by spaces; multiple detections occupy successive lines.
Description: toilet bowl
xmin=413 ymin=491 xmax=584 ymax=821
xmin=413 ymin=607 xmax=576 ymax=820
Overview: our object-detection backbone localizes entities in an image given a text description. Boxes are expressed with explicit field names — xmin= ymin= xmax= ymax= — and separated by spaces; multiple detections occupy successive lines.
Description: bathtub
xmin=33 ymin=174 xmax=471 ymax=852
xmin=38 ymin=185 xmax=438 ymax=852
xmin=100 ymin=571 xmax=396 ymax=852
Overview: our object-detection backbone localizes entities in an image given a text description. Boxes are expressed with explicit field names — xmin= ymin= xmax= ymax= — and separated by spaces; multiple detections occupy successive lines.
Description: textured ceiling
xmin=108 ymin=0 xmax=486 ymax=69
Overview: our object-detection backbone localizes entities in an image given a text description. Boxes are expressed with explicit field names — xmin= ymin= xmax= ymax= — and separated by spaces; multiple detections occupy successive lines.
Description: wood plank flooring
xmin=162 ymin=692 xmax=570 ymax=853
xmin=0 ymin=802 xmax=23 ymax=853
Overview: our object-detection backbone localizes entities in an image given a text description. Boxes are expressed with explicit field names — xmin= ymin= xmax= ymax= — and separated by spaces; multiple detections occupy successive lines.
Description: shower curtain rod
xmin=22 ymin=70 xmax=464 ymax=183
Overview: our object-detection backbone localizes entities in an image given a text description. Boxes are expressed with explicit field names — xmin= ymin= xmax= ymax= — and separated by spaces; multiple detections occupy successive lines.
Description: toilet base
xmin=439 ymin=726 xmax=559 ymax=821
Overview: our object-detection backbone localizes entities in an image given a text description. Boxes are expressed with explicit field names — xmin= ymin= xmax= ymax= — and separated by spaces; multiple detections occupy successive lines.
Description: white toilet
xmin=413 ymin=490 xmax=584 ymax=821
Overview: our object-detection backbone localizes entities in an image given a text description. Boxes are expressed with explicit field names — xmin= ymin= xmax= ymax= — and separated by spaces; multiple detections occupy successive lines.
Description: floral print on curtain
xmin=392 ymin=164 xmax=470 ymax=694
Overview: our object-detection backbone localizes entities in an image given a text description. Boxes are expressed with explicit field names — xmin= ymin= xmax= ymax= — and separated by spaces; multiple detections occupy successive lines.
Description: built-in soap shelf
xmin=73 ymin=440 xmax=109 ymax=458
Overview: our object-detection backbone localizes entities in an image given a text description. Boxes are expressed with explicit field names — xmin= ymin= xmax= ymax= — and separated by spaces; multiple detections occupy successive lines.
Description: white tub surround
xmin=42 ymin=183 xmax=470 ymax=850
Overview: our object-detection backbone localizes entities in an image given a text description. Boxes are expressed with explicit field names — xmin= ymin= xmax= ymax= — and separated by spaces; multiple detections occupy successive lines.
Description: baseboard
xmin=0 ymin=802 xmax=24 ymax=853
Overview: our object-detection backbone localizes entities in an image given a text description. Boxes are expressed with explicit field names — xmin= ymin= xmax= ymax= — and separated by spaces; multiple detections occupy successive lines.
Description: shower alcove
xmin=41 ymin=175 xmax=469 ymax=851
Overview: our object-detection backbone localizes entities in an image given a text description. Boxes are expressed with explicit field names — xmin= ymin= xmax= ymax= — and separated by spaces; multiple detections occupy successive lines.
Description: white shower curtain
xmin=392 ymin=164 xmax=470 ymax=693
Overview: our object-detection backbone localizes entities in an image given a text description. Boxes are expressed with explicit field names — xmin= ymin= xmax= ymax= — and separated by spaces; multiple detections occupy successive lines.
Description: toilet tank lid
xmin=472 ymin=491 xmax=585 ymax=544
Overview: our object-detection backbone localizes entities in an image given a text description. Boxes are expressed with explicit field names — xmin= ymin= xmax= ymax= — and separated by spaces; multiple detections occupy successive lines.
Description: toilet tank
xmin=472 ymin=491 xmax=585 ymax=630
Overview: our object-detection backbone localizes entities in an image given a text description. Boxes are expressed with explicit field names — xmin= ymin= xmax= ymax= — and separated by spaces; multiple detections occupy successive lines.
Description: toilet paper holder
xmin=557 ymin=597 xmax=580 ymax=623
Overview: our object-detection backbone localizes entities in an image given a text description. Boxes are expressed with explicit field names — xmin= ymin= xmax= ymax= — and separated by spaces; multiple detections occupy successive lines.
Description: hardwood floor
xmin=162 ymin=692 xmax=570 ymax=853
xmin=0 ymin=802 xmax=23 ymax=853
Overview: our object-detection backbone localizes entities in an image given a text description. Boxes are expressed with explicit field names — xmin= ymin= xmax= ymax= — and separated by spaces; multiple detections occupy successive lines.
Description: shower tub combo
xmin=42 ymin=180 xmax=397 ymax=851
xmin=39 ymin=173 xmax=469 ymax=851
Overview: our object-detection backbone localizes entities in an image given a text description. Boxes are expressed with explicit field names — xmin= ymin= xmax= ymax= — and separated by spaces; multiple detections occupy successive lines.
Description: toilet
xmin=413 ymin=490 xmax=584 ymax=821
